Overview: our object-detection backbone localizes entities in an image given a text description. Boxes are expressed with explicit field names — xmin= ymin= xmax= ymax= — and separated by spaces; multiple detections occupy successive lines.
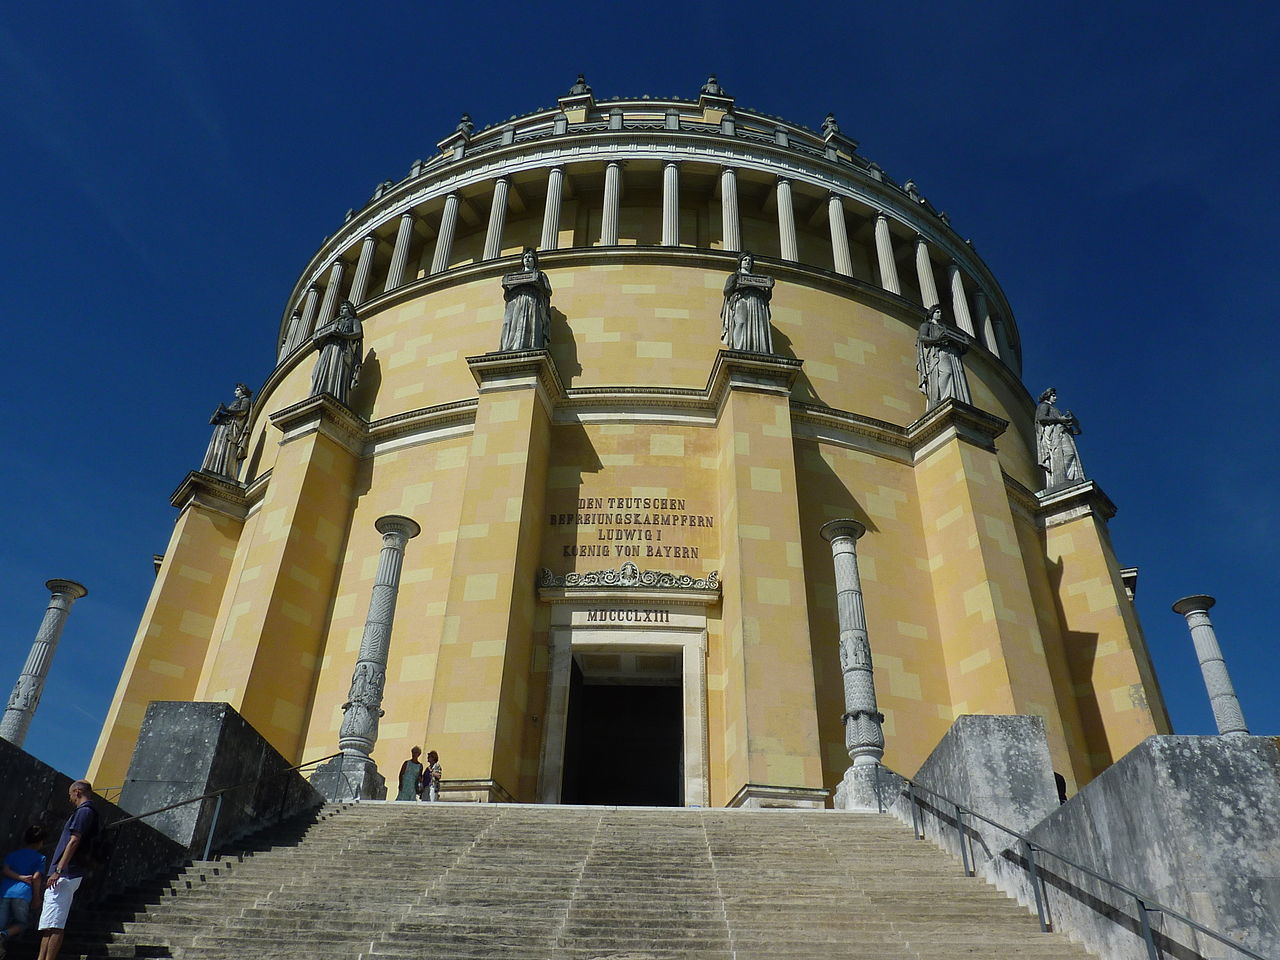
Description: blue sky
xmin=2 ymin=2 xmax=1276 ymax=780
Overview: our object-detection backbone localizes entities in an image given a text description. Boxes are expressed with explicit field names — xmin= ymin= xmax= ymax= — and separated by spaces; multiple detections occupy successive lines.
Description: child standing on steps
xmin=0 ymin=824 xmax=48 ymax=952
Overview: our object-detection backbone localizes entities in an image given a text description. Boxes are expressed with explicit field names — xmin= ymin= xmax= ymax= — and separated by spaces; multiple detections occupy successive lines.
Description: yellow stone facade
xmin=88 ymin=82 xmax=1169 ymax=804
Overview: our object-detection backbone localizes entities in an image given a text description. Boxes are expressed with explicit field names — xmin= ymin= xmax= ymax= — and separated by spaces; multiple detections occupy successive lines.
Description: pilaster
xmin=193 ymin=395 xmax=365 ymax=762
xmin=1036 ymin=480 xmax=1171 ymax=774
xmin=709 ymin=350 xmax=825 ymax=807
xmin=422 ymin=350 xmax=564 ymax=802
xmin=87 ymin=472 xmax=248 ymax=786
xmin=909 ymin=400 xmax=1077 ymax=782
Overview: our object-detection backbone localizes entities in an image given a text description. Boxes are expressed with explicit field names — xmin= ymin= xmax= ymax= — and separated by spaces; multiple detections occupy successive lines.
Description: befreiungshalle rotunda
xmin=89 ymin=76 xmax=1168 ymax=808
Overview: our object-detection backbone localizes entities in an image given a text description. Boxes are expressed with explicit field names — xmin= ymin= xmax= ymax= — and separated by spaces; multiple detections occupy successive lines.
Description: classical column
xmin=540 ymin=166 xmax=565 ymax=250
xmin=819 ymin=521 xmax=884 ymax=768
xmin=720 ymin=167 xmax=741 ymax=251
xmin=776 ymin=178 xmax=798 ymax=261
xmin=915 ymin=235 xmax=940 ymax=308
xmin=299 ymin=283 xmax=320 ymax=339
xmin=348 ymin=234 xmax=379 ymax=305
xmin=430 ymin=193 xmax=461 ymax=274
xmin=948 ymin=262 xmax=976 ymax=335
xmin=975 ymin=290 xmax=1001 ymax=357
xmin=874 ymin=213 xmax=901 ymax=295
xmin=384 ymin=212 xmax=416 ymax=292
xmin=1 ymin=580 xmax=88 ymax=747
xmin=1172 ymin=596 xmax=1249 ymax=737
xmin=828 ymin=193 xmax=853 ymax=276
xmin=601 ymin=161 xmax=622 ymax=246
xmin=661 ymin=161 xmax=680 ymax=246
xmin=483 ymin=177 xmax=510 ymax=260
xmin=316 ymin=260 xmax=346 ymax=329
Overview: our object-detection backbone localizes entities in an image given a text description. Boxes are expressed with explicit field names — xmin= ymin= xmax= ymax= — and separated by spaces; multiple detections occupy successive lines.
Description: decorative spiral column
xmin=1 ymin=580 xmax=88 ymax=747
xmin=1172 ymin=595 xmax=1249 ymax=736
xmin=338 ymin=515 xmax=422 ymax=758
xmin=820 ymin=520 xmax=885 ymax=768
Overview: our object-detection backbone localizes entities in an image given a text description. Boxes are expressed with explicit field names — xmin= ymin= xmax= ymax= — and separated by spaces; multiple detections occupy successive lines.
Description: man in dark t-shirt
xmin=37 ymin=779 xmax=97 ymax=960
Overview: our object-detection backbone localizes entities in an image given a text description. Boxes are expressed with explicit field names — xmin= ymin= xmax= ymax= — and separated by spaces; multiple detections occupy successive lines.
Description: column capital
xmin=1173 ymin=594 xmax=1216 ymax=616
xmin=375 ymin=514 xmax=422 ymax=541
xmin=663 ymin=159 xmax=681 ymax=168
xmin=819 ymin=519 xmax=865 ymax=543
xmin=306 ymin=282 xmax=320 ymax=293
xmin=361 ymin=233 xmax=379 ymax=245
xmin=605 ymin=159 xmax=624 ymax=169
xmin=45 ymin=579 xmax=88 ymax=600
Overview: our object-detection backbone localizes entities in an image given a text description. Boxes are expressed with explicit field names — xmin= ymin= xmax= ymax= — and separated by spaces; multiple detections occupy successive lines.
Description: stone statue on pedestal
xmin=1035 ymin=387 xmax=1085 ymax=490
xmin=310 ymin=300 xmax=363 ymax=405
xmin=720 ymin=252 xmax=776 ymax=354
xmin=915 ymin=305 xmax=972 ymax=409
xmin=497 ymin=248 xmax=552 ymax=352
xmin=200 ymin=383 xmax=253 ymax=478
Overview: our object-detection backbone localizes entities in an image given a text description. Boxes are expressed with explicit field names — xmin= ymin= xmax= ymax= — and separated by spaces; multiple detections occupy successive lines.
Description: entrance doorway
xmin=560 ymin=651 xmax=683 ymax=806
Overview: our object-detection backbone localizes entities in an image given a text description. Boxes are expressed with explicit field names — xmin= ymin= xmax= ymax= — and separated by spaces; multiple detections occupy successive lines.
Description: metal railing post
xmin=874 ymin=763 xmax=884 ymax=813
xmin=1022 ymin=839 xmax=1050 ymax=932
xmin=1136 ymin=897 xmax=1162 ymax=960
xmin=201 ymin=794 xmax=223 ymax=862
xmin=909 ymin=783 xmax=923 ymax=839
xmin=955 ymin=803 xmax=973 ymax=876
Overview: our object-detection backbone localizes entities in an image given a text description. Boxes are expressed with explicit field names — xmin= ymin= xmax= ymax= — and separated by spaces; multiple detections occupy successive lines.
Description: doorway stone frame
xmin=536 ymin=565 xmax=720 ymax=807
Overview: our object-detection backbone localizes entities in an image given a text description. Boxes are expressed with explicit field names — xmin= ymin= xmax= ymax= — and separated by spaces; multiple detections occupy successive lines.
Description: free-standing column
xmin=348 ymin=234 xmax=379 ymax=306
xmin=776 ymin=178 xmax=798 ymax=261
xmin=874 ymin=213 xmax=901 ymax=295
xmin=720 ymin=167 xmax=741 ymax=251
xmin=540 ymin=166 xmax=565 ymax=250
xmin=948 ymin=262 xmax=976 ymax=335
xmin=338 ymin=516 xmax=422 ymax=759
xmin=828 ymin=194 xmax=853 ymax=276
xmin=915 ymin=235 xmax=940 ymax=308
xmin=316 ymin=260 xmax=346 ymax=329
xmin=430 ymin=193 xmax=461 ymax=273
xmin=483 ymin=177 xmax=510 ymax=260
xmin=299 ymin=284 xmax=320 ymax=338
xmin=1 ymin=580 xmax=88 ymax=746
xmin=384 ymin=212 xmax=416 ymax=292
xmin=819 ymin=521 xmax=884 ymax=767
xmin=1172 ymin=595 xmax=1249 ymax=736
xmin=601 ymin=161 xmax=622 ymax=245
xmin=661 ymin=161 xmax=680 ymax=246
xmin=975 ymin=290 xmax=1001 ymax=357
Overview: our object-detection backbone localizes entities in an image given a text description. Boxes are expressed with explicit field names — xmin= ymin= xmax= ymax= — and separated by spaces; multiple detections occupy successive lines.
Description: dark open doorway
xmin=560 ymin=654 xmax=683 ymax=806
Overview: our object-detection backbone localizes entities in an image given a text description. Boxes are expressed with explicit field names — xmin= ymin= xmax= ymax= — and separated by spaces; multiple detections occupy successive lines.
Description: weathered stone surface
xmin=118 ymin=700 xmax=323 ymax=853
xmin=881 ymin=715 xmax=1278 ymax=960
xmin=0 ymin=736 xmax=183 ymax=902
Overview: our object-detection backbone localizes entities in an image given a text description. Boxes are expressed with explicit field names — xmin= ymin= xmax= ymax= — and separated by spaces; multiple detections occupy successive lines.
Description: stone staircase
xmin=8 ymin=802 xmax=1098 ymax=959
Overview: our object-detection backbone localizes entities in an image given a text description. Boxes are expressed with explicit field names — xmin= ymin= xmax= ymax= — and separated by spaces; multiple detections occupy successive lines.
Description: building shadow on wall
xmin=349 ymin=349 xmax=382 ymax=422
xmin=768 ymin=327 xmax=826 ymax=406
xmin=549 ymin=308 xmax=582 ymax=388
xmin=791 ymin=441 xmax=879 ymax=786
xmin=1045 ymin=555 xmax=1113 ymax=772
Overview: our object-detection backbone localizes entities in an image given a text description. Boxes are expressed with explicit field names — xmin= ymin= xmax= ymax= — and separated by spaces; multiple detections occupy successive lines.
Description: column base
xmin=833 ymin=763 xmax=904 ymax=812
xmin=310 ymin=754 xmax=386 ymax=801
xmin=727 ymin=783 xmax=829 ymax=810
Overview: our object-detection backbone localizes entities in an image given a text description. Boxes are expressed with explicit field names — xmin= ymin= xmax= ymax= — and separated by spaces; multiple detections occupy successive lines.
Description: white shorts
xmin=38 ymin=875 xmax=82 ymax=931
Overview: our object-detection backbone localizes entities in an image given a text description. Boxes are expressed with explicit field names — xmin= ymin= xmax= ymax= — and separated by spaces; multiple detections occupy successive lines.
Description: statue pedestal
xmin=310 ymin=753 xmax=386 ymax=801
xmin=833 ymin=762 xmax=904 ymax=812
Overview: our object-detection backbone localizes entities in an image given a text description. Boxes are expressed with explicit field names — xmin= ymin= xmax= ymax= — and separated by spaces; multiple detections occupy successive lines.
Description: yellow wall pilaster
xmin=422 ymin=351 xmax=559 ymax=801
xmin=911 ymin=401 xmax=1076 ymax=779
xmin=87 ymin=473 xmax=246 ymax=785
xmin=1038 ymin=482 xmax=1171 ymax=777
xmin=711 ymin=351 xmax=825 ymax=806
xmin=194 ymin=396 xmax=363 ymax=761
